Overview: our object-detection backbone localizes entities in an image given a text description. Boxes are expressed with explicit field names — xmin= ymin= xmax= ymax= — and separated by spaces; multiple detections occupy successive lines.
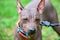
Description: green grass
xmin=0 ymin=0 xmax=60 ymax=40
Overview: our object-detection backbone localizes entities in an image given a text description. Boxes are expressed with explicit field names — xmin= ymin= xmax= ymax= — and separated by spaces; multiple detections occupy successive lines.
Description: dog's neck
xmin=19 ymin=30 xmax=41 ymax=40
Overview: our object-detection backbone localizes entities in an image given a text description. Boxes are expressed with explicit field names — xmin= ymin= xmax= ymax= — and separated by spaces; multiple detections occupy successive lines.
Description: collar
xmin=16 ymin=24 xmax=30 ymax=39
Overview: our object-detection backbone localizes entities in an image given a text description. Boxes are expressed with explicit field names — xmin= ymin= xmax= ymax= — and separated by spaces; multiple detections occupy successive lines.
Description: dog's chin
xmin=24 ymin=30 xmax=36 ymax=35
xmin=28 ymin=31 xmax=36 ymax=35
xmin=29 ymin=30 xmax=36 ymax=35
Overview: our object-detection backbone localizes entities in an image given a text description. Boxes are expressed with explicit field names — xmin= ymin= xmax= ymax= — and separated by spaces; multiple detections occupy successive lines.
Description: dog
xmin=14 ymin=0 xmax=60 ymax=40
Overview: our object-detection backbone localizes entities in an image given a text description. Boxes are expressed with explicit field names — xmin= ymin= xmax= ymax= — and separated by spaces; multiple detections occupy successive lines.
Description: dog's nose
xmin=29 ymin=29 xmax=35 ymax=34
xmin=28 ymin=23 xmax=35 ymax=30
xmin=28 ymin=23 xmax=36 ymax=34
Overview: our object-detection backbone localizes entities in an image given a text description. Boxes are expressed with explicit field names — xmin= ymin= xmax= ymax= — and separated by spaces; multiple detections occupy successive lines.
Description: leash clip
xmin=40 ymin=21 xmax=51 ymax=27
xmin=40 ymin=21 xmax=60 ymax=27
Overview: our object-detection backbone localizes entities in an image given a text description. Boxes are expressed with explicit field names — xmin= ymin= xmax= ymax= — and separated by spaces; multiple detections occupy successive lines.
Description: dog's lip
xmin=29 ymin=30 xmax=36 ymax=35
xmin=23 ymin=30 xmax=36 ymax=36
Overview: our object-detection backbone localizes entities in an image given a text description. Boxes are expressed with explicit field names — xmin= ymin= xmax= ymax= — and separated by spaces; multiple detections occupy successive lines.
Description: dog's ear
xmin=38 ymin=0 xmax=45 ymax=14
xmin=17 ymin=0 xmax=23 ymax=14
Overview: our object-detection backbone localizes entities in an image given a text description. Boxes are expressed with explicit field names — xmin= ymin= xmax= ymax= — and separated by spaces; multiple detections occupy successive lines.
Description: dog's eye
xmin=35 ymin=19 xmax=40 ymax=21
xmin=22 ymin=18 xmax=28 ymax=23
xmin=23 ymin=18 xmax=28 ymax=20
xmin=35 ymin=19 xmax=40 ymax=24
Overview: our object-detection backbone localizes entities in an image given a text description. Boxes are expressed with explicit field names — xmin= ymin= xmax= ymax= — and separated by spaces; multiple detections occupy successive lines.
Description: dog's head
xmin=17 ymin=0 xmax=45 ymax=34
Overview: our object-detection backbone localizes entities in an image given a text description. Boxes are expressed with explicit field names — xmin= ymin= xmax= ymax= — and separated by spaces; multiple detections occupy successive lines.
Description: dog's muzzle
xmin=16 ymin=23 xmax=36 ymax=39
xmin=29 ymin=29 xmax=35 ymax=35
xmin=28 ymin=23 xmax=36 ymax=34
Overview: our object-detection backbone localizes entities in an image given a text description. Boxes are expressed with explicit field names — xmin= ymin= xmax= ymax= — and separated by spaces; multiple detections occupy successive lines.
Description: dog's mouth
xmin=28 ymin=30 xmax=36 ymax=35
xmin=21 ymin=26 xmax=36 ymax=35
xmin=16 ymin=24 xmax=36 ymax=38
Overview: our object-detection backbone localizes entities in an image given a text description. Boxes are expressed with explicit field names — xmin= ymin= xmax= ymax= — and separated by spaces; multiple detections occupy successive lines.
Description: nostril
xmin=29 ymin=30 xmax=35 ymax=34
xmin=30 ymin=30 xmax=34 ymax=32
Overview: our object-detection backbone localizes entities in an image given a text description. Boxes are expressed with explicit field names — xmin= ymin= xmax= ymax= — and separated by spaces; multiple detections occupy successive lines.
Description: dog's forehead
xmin=21 ymin=8 xmax=39 ymax=19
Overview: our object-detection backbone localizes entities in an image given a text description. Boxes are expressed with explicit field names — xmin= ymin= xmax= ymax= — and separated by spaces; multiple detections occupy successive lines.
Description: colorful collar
xmin=16 ymin=24 xmax=30 ymax=39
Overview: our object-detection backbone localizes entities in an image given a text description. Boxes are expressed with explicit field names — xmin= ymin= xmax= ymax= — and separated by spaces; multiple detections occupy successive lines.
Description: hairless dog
xmin=14 ymin=0 xmax=60 ymax=40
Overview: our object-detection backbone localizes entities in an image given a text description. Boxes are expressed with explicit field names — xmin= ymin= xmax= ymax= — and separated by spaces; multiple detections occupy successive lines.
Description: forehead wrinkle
xmin=21 ymin=8 xmax=40 ymax=19
xmin=21 ymin=9 xmax=30 ymax=18
xmin=29 ymin=9 xmax=38 ymax=19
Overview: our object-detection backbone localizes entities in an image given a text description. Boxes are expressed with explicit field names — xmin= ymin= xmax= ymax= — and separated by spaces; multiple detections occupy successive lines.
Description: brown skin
xmin=14 ymin=0 xmax=60 ymax=40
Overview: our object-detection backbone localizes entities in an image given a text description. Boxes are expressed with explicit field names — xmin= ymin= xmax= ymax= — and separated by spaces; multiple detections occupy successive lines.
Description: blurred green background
xmin=0 ymin=0 xmax=60 ymax=40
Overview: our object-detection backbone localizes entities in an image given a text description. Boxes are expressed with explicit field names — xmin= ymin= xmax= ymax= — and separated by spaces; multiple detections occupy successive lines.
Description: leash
xmin=40 ymin=21 xmax=60 ymax=27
